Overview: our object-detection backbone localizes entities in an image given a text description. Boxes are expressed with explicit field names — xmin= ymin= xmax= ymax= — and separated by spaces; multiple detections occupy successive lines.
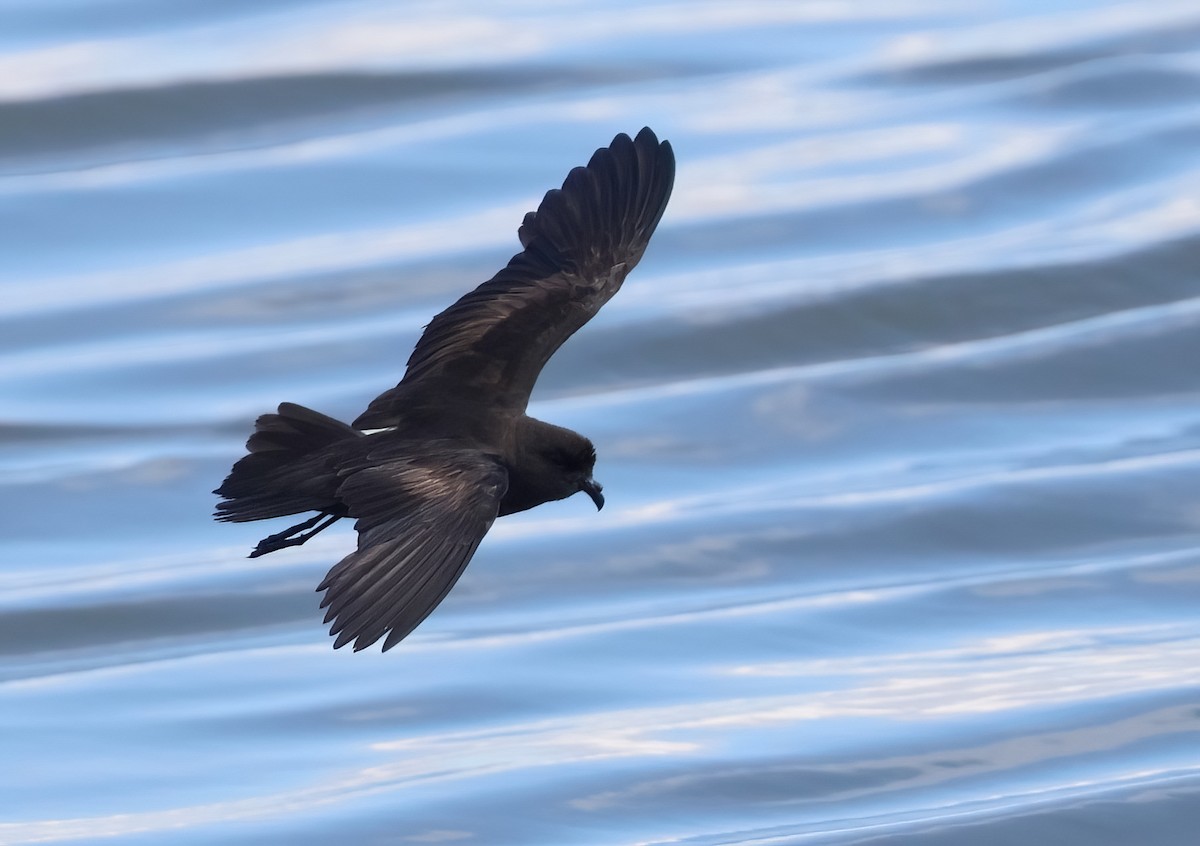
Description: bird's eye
xmin=551 ymin=445 xmax=594 ymax=470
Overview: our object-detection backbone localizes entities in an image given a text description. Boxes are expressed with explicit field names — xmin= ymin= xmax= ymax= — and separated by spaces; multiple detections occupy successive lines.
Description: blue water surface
xmin=2 ymin=1 xmax=1200 ymax=843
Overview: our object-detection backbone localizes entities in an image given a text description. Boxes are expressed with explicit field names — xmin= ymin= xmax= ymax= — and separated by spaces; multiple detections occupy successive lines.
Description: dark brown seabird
xmin=214 ymin=127 xmax=675 ymax=651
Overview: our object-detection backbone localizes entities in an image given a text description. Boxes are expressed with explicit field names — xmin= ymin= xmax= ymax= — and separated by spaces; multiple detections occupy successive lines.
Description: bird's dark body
xmin=215 ymin=128 xmax=675 ymax=652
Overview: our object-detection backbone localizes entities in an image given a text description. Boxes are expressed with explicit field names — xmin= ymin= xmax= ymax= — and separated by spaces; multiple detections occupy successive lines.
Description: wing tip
xmin=517 ymin=125 xmax=675 ymax=265
xmin=325 ymin=619 xmax=406 ymax=652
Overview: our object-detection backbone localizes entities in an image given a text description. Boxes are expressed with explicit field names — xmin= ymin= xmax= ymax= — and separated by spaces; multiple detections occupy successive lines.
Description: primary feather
xmin=214 ymin=128 xmax=675 ymax=651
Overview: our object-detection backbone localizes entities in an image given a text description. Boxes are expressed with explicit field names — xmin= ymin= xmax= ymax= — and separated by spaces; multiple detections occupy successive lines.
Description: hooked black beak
xmin=581 ymin=478 xmax=605 ymax=511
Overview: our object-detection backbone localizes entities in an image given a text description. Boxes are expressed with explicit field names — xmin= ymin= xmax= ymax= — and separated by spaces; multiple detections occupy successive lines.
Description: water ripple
xmin=3 ymin=1 xmax=1200 ymax=844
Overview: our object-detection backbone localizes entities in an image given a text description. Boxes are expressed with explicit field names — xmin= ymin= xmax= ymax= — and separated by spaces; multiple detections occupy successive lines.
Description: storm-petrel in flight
xmin=215 ymin=127 xmax=675 ymax=651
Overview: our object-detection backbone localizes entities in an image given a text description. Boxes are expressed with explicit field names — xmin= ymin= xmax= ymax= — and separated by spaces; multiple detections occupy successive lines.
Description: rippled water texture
xmin=3 ymin=1 xmax=1200 ymax=843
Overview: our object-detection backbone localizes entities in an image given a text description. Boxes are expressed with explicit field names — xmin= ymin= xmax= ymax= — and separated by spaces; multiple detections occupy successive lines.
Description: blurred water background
xmin=3 ymin=0 xmax=1200 ymax=843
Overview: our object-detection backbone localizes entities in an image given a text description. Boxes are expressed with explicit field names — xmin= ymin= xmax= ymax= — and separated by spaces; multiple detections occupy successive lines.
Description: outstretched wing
xmin=318 ymin=447 xmax=507 ymax=652
xmin=354 ymin=127 xmax=675 ymax=428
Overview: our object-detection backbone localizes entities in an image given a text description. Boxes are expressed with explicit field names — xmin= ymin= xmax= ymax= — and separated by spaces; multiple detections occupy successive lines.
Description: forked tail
xmin=214 ymin=402 xmax=362 ymax=525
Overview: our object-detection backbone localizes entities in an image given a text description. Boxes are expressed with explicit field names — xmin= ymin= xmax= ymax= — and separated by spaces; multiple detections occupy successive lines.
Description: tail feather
xmin=214 ymin=402 xmax=362 ymax=523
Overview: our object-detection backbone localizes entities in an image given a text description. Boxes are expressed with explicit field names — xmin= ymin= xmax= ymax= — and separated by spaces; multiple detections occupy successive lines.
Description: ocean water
xmin=3 ymin=1 xmax=1200 ymax=843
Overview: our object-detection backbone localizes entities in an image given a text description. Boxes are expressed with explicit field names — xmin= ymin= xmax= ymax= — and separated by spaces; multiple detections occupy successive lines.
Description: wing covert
xmin=317 ymin=447 xmax=507 ymax=651
xmin=354 ymin=127 xmax=674 ymax=428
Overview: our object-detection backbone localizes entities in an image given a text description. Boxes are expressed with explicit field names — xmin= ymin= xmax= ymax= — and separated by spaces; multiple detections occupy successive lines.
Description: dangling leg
xmin=250 ymin=508 xmax=346 ymax=558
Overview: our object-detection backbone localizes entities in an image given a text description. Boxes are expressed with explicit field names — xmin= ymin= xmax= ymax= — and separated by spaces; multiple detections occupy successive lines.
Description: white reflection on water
xmin=0 ymin=0 xmax=948 ymax=101
xmin=879 ymin=1 xmax=1200 ymax=68
xmin=486 ymin=448 xmax=1200 ymax=546
xmin=679 ymin=123 xmax=1081 ymax=219
xmin=4 ymin=0 xmax=1200 ymax=842
xmin=725 ymin=622 xmax=1196 ymax=681
xmin=554 ymin=289 xmax=1200 ymax=415
xmin=0 ymin=203 xmax=526 ymax=317
xmin=3 ymin=626 xmax=1197 ymax=844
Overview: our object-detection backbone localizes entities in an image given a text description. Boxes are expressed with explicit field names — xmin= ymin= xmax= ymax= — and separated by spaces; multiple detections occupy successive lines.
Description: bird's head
xmin=516 ymin=419 xmax=605 ymax=512
xmin=552 ymin=438 xmax=604 ymax=510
